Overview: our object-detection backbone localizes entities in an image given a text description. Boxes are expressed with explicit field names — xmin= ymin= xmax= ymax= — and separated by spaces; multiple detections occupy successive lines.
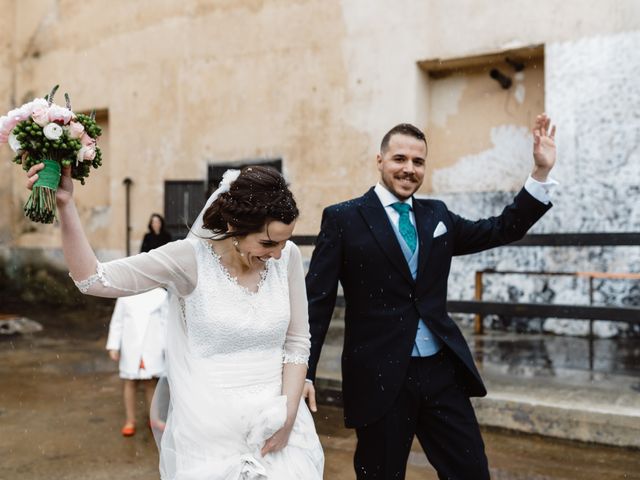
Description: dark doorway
xmin=207 ymin=159 xmax=282 ymax=196
xmin=164 ymin=180 xmax=206 ymax=240
xmin=164 ymin=159 xmax=282 ymax=240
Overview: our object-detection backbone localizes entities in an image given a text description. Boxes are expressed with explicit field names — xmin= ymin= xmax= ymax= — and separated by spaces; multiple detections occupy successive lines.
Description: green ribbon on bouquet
xmin=23 ymin=158 xmax=61 ymax=224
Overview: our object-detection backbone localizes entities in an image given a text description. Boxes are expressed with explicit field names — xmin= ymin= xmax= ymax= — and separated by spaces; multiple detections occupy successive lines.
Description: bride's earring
xmin=232 ymin=238 xmax=245 ymax=257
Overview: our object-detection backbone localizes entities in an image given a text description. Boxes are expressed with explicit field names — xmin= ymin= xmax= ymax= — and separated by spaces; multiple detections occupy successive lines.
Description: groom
xmin=303 ymin=114 xmax=557 ymax=479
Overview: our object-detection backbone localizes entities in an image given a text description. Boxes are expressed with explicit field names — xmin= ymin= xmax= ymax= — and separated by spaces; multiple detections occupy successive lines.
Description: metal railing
xmin=293 ymin=232 xmax=640 ymax=333
xmin=466 ymin=269 xmax=640 ymax=335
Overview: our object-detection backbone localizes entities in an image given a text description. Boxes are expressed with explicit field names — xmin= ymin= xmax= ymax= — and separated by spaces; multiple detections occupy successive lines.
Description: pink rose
xmin=8 ymin=106 xmax=31 ymax=124
xmin=0 ymin=116 xmax=18 ymax=135
xmin=28 ymin=98 xmax=48 ymax=111
xmin=4 ymin=109 xmax=24 ymax=128
xmin=83 ymin=146 xmax=96 ymax=161
xmin=0 ymin=115 xmax=10 ymax=136
xmin=77 ymin=146 xmax=96 ymax=164
xmin=67 ymin=120 xmax=85 ymax=139
xmin=47 ymin=105 xmax=73 ymax=124
xmin=31 ymin=107 xmax=50 ymax=127
xmin=80 ymin=132 xmax=96 ymax=146
xmin=0 ymin=133 xmax=8 ymax=143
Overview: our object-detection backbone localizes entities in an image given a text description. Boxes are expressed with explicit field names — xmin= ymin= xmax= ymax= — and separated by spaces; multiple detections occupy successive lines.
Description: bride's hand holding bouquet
xmin=1 ymin=85 xmax=102 ymax=223
xmin=26 ymin=160 xmax=73 ymax=207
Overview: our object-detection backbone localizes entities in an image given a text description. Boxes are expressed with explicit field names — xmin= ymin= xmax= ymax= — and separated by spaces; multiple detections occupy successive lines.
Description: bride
xmin=26 ymin=163 xmax=324 ymax=479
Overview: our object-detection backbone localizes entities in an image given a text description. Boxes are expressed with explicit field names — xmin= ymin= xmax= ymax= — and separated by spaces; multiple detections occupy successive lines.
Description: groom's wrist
xmin=531 ymin=166 xmax=551 ymax=182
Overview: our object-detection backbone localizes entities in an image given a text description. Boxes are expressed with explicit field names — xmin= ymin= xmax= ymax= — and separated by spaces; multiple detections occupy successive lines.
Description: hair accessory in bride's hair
xmin=218 ymin=169 xmax=241 ymax=194
xmin=201 ymin=165 xmax=299 ymax=239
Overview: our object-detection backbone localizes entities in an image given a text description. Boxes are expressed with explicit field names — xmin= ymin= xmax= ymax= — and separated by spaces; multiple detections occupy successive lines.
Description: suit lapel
xmin=357 ymin=189 xmax=414 ymax=285
xmin=413 ymin=198 xmax=436 ymax=280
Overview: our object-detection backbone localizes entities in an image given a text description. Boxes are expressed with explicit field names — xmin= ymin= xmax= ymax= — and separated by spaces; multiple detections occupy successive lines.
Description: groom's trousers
xmin=353 ymin=348 xmax=490 ymax=480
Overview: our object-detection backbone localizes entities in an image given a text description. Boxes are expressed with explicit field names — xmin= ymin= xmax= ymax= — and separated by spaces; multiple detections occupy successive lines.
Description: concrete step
xmin=314 ymin=342 xmax=640 ymax=448
xmin=473 ymin=372 xmax=640 ymax=448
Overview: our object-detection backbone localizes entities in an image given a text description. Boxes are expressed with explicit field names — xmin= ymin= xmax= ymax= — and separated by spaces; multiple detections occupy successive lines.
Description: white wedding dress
xmin=73 ymin=238 xmax=324 ymax=479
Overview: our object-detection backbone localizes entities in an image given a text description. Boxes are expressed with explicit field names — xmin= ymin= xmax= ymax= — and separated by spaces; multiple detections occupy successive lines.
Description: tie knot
xmin=391 ymin=202 xmax=411 ymax=215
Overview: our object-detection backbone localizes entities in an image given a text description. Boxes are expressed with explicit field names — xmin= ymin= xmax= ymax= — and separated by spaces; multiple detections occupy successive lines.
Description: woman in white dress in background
xmin=26 ymin=163 xmax=324 ymax=479
xmin=107 ymin=287 xmax=168 ymax=436
xmin=107 ymin=212 xmax=173 ymax=437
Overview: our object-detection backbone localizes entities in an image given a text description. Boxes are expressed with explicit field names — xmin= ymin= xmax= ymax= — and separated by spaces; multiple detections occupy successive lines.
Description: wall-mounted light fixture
xmin=505 ymin=57 xmax=525 ymax=72
xmin=489 ymin=68 xmax=512 ymax=89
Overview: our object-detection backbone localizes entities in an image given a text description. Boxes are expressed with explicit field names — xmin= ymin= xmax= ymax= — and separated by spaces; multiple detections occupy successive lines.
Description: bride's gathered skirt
xmin=153 ymin=348 xmax=324 ymax=479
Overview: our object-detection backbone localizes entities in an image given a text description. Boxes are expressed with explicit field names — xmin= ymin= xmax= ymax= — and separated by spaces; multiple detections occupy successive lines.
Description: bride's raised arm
xmin=26 ymin=162 xmax=197 ymax=298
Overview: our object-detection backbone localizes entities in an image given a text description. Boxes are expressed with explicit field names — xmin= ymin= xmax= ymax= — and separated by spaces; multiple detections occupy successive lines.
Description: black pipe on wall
xmin=123 ymin=177 xmax=133 ymax=256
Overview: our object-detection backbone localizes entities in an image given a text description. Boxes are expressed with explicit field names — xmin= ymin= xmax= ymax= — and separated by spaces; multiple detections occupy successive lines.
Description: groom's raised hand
xmin=531 ymin=113 xmax=557 ymax=182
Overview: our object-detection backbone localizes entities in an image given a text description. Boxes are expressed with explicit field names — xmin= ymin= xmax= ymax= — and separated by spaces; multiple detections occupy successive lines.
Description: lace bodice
xmin=183 ymin=239 xmax=294 ymax=359
xmin=72 ymin=239 xmax=310 ymax=365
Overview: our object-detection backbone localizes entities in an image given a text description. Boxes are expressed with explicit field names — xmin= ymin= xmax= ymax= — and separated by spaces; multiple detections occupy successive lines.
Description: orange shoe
xmin=121 ymin=423 xmax=136 ymax=437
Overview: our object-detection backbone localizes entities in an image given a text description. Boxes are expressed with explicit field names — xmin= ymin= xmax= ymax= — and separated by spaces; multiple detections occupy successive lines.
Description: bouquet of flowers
xmin=0 ymin=85 xmax=102 ymax=224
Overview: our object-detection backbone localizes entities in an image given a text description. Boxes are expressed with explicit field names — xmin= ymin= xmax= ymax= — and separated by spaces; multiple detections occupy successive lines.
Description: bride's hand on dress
xmin=260 ymin=422 xmax=294 ymax=457
xmin=302 ymin=382 xmax=317 ymax=412
xmin=26 ymin=162 xmax=74 ymax=207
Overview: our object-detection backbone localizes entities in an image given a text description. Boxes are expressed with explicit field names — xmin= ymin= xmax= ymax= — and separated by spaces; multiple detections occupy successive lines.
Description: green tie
xmin=391 ymin=202 xmax=417 ymax=253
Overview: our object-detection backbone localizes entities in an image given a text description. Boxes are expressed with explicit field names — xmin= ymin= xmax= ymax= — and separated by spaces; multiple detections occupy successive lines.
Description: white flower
xmin=8 ymin=132 xmax=22 ymax=152
xmin=43 ymin=122 xmax=63 ymax=140
xmin=219 ymin=169 xmax=241 ymax=193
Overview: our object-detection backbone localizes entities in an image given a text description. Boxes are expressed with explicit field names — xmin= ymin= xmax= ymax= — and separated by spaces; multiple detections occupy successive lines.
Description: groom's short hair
xmin=380 ymin=123 xmax=427 ymax=153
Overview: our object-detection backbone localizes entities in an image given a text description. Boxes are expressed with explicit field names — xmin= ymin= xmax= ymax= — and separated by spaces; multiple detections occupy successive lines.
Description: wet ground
xmin=1 ymin=332 xmax=639 ymax=480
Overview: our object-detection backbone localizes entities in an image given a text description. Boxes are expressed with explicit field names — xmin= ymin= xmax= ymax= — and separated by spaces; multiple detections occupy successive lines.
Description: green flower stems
xmin=23 ymin=159 xmax=61 ymax=224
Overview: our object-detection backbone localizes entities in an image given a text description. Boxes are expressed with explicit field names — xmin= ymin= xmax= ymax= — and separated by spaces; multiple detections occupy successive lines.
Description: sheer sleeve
xmin=283 ymin=242 xmax=311 ymax=365
xmin=71 ymin=239 xmax=198 ymax=298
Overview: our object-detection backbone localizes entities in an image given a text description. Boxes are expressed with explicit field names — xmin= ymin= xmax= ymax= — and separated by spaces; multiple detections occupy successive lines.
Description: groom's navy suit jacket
xmin=306 ymin=186 xmax=551 ymax=428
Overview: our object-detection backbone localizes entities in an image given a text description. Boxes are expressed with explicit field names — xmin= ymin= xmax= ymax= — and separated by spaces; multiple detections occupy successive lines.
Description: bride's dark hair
xmin=202 ymin=165 xmax=299 ymax=239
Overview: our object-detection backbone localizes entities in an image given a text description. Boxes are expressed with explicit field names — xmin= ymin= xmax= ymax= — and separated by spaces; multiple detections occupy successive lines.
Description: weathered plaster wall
xmin=441 ymin=31 xmax=640 ymax=336
xmin=0 ymin=0 xmax=16 ymax=245
xmin=6 ymin=0 xmax=360 ymax=256
xmin=4 ymin=1 xmax=640 ymax=248
xmin=424 ymin=0 xmax=640 ymax=60
xmin=544 ymin=32 xmax=640 ymax=233
xmin=1 ymin=1 xmax=639 ymax=337
xmin=427 ymin=59 xmax=545 ymax=193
